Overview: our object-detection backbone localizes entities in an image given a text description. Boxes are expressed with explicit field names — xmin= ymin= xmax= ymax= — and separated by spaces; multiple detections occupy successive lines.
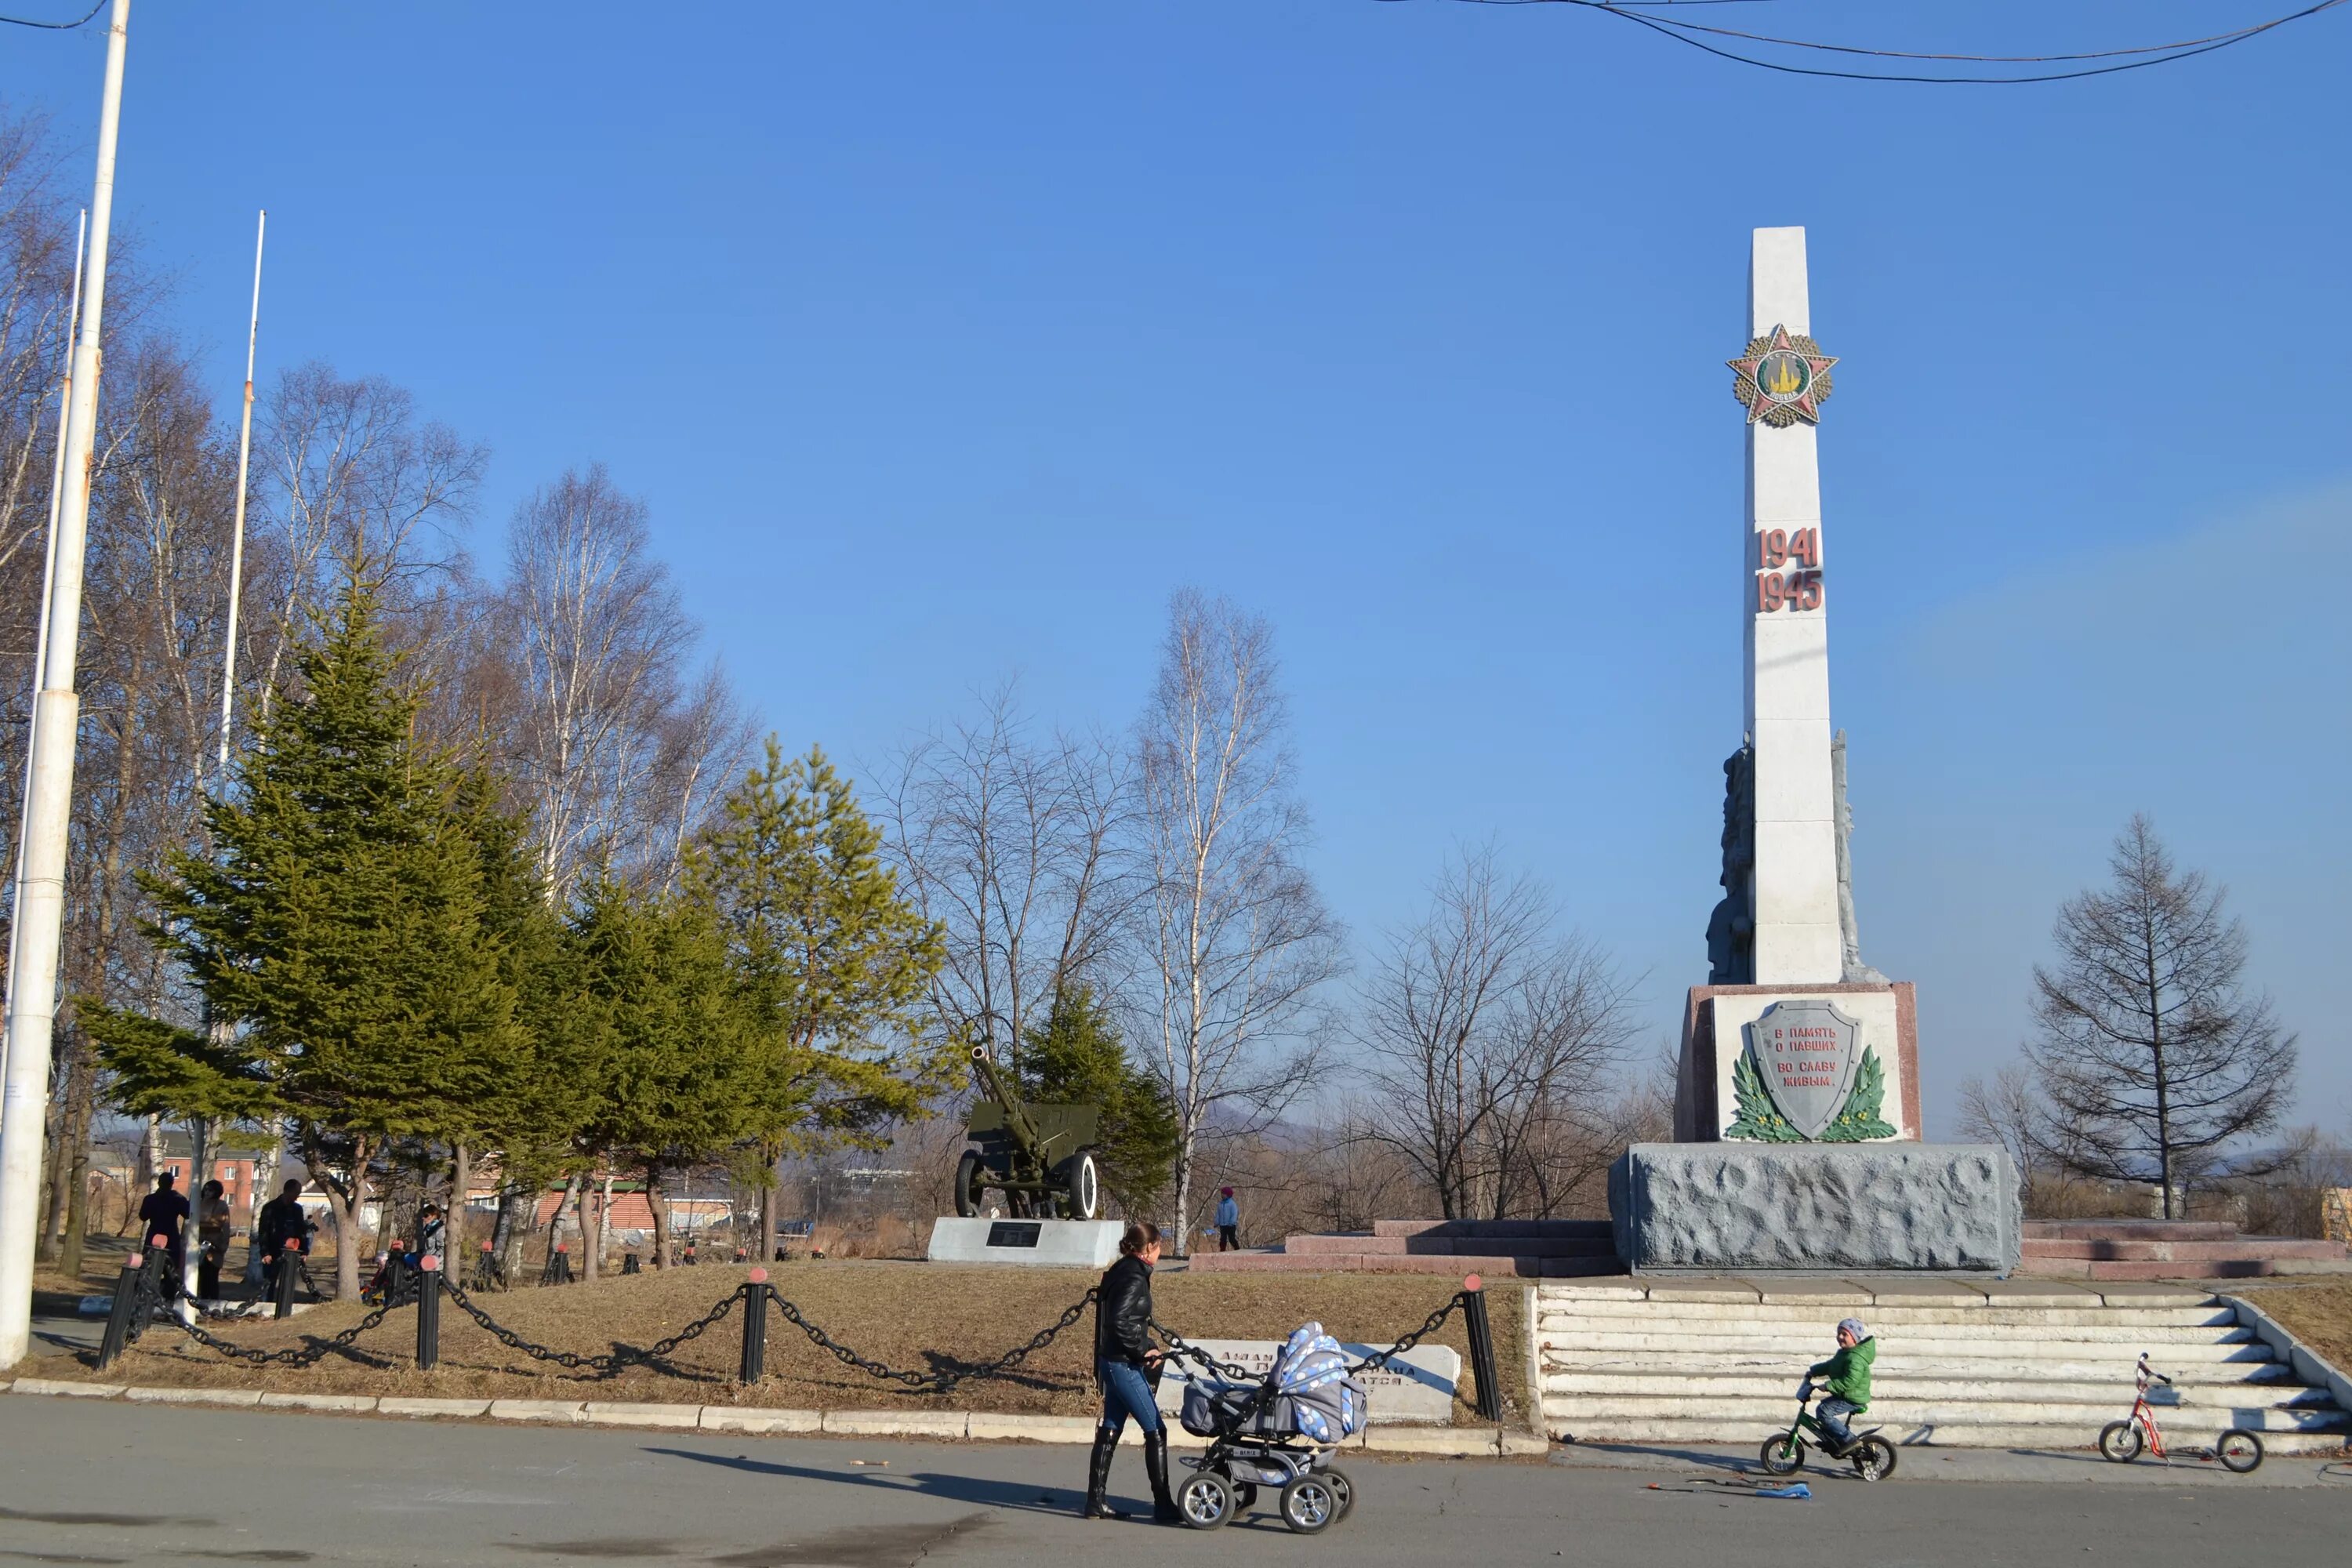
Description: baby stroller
xmin=1171 ymin=1322 xmax=1367 ymax=1534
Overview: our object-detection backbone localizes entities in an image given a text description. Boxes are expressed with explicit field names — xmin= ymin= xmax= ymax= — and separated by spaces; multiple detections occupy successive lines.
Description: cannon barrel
xmin=968 ymin=1044 xmax=1046 ymax=1156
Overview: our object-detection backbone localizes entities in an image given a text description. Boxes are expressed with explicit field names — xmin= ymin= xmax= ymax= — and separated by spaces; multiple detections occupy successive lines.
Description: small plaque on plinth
xmin=927 ymin=1216 xmax=1123 ymax=1268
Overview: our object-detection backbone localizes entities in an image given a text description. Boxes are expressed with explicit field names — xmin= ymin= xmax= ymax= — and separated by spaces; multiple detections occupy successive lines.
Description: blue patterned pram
xmin=1179 ymin=1321 xmax=1369 ymax=1443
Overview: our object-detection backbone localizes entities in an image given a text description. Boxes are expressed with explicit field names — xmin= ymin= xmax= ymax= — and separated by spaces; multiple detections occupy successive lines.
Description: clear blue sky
xmin=5 ymin=2 xmax=2345 ymax=1134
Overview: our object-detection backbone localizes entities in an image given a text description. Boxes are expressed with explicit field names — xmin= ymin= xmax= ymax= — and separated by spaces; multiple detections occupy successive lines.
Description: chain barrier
xmin=143 ymin=1269 xmax=402 ymax=1367
xmin=439 ymin=1278 xmax=742 ymax=1374
xmin=761 ymin=1286 xmax=1097 ymax=1395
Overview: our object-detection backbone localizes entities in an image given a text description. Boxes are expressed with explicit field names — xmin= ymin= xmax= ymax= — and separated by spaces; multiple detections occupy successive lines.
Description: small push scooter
xmin=1759 ymin=1381 xmax=1898 ymax=1482
xmin=2099 ymin=1353 xmax=2262 ymax=1472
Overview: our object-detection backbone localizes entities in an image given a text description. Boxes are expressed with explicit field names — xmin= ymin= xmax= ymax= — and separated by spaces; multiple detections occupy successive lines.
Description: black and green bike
xmin=1759 ymin=1381 xmax=1898 ymax=1482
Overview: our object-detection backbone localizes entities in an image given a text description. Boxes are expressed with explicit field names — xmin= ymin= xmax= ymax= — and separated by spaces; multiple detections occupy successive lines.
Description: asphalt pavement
xmin=1 ymin=1394 xmax=2346 ymax=1566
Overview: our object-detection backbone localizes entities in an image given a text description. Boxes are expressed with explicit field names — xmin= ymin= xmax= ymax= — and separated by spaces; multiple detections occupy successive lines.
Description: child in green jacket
xmin=1805 ymin=1318 xmax=1875 ymax=1455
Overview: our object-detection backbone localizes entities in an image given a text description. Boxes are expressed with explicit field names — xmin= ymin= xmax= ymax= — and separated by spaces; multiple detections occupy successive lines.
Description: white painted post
xmin=0 ymin=0 xmax=132 ymax=1372
xmin=1742 ymin=227 xmax=1842 ymax=985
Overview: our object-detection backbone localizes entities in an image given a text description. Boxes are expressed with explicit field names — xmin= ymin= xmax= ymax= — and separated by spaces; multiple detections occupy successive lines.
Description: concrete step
xmin=1535 ymin=1322 xmax=2261 ymax=1350
xmin=1540 ymin=1348 xmax=2285 ymax=1381
xmin=1283 ymin=1232 xmax=1614 ymax=1259
xmin=1189 ymin=1250 xmax=1620 ymax=1279
xmin=1535 ymin=1299 xmax=2237 ymax=1329
xmin=2020 ymin=1256 xmax=2352 ymax=1281
xmin=1546 ymin=1417 xmax=2352 ymax=1454
xmin=2024 ymin=1237 xmax=2350 ymax=1262
xmin=1374 ymin=1218 xmax=1613 ymax=1240
xmin=1538 ymin=1393 xmax=2349 ymax=1432
xmin=1539 ymin=1370 xmax=2325 ymax=1405
xmin=2024 ymin=1221 xmax=2240 ymax=1242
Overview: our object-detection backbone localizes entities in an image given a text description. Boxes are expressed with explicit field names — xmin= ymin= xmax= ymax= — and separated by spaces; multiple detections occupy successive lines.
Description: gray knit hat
xmin=1837 ymin=1317 xmax=1868 ymax=1340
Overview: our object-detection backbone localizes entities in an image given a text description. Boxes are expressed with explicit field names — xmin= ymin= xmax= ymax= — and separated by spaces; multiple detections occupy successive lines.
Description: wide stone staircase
xmin=1189 ymin=1218 xmax=1621 ymax=1278
xmin=1536 ymin=1276 xmax=2351 ymax=1454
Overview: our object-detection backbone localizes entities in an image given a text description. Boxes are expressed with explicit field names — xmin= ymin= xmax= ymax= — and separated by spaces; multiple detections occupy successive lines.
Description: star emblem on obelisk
xmin=1728 ymin=324 xmax=1838 ymax=427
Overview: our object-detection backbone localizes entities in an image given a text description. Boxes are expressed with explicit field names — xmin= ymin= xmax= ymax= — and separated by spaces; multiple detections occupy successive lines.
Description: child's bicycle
xmin=2098 ymin=1353 xmax=2263 ymax=1472
xmin=1759 ymin=1381 xmax=1898 ymax=1482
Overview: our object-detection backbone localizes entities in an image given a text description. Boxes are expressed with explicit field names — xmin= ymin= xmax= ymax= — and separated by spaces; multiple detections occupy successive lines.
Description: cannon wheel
xmin=1058 ymin=1148 xmax=1102 ymax=1221
xmin=953 ymin=1149 xmax=985 ymax=1218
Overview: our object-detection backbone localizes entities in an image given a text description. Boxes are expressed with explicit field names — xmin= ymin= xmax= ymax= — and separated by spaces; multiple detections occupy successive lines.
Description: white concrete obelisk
xmin=1742 ymin=227 xmax=1840 ymax=984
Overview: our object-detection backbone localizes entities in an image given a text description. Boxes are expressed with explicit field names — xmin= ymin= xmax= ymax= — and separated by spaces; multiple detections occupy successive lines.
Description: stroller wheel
xmin=1279 ymin=1474 xmax=1342 ymax=1534
xmin=1177 ymin=1472 xmax=1234 ymax=1530
xmin=1320 ymin=1465 xmax=1356 ymax=1521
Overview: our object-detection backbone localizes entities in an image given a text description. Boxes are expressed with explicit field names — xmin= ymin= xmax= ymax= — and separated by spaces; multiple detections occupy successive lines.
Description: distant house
xmin=154 ymin=1132 xmax=266 ymax=1221
xmin=532 ymin=1189 xmax=733 ymax=1243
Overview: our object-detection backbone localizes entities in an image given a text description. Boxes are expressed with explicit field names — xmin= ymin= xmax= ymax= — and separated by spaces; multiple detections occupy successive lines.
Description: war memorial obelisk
xmin=1610 ymin=227 xmax=2021 ymax=1273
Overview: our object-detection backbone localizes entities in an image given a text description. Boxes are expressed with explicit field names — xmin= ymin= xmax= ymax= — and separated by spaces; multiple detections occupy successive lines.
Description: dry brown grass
xmin=2238 ymin=1279 xmax=2352 ymax=1374
xmin=47 ymin=1261 xmax=1522 ymax=1425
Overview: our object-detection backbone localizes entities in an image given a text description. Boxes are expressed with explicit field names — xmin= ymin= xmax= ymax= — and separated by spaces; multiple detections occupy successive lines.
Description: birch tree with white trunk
xmin=1133 ymin=591 xmax=1340 ymax=1255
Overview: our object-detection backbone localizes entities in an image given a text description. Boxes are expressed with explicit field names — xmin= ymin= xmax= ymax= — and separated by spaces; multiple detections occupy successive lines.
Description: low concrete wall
xmin=2220 ymin=1294 xmax=2352 ymax=1417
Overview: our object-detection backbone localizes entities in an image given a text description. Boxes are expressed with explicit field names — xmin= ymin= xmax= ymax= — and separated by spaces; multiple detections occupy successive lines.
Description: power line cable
xmin=0 ymin=2 xmax=105 ymax=29
xmin=1384 ymin=0 xmax=2350 ymax=84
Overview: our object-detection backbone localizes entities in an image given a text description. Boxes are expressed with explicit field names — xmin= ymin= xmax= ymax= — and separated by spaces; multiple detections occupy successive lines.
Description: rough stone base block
xmin=926 ymin=1216 xmax=1123 ymax=1268
xmin=1610 ymin=1142 xmax=2020 ymax=1273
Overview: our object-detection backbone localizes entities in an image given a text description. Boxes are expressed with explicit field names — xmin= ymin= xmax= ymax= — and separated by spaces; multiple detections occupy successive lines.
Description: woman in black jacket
xmin=1083 ymin=1221 xmax=1180 ymax=1522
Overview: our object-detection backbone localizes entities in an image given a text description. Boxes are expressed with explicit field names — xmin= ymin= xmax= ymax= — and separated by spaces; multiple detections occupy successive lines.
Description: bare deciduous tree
xmin=2023 ymin=814 xmax=2295 ymax=1218
xmin=879 ymin=682 xmax=1135 ymax=1062
xmin=494 ymin=465 xmax=743 ymax=902
xmin=1134 ymin=590 xmax=1341 ymax=1255
xmin=1351 ymin=844 xmax=1638 ymax=1220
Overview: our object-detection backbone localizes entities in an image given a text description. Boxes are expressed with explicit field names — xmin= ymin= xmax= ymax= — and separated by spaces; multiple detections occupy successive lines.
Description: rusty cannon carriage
xmin=954 ymin=1044 xmax=1103 ymax=1221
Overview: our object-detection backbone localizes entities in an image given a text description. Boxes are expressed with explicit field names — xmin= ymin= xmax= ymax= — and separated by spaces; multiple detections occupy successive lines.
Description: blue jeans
xmin=1097 ymin=1359 xmax=1165 ymax=1439
xmin=1817 ymin=1397 xmax=1860 ymax=1448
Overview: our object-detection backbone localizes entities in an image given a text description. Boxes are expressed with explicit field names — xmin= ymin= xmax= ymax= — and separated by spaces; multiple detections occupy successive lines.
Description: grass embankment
xmin=2238 ymin=1279 xmax=2352 ymax=1374
xmin=50 ymin=1261 xmax=1523 ymax=1425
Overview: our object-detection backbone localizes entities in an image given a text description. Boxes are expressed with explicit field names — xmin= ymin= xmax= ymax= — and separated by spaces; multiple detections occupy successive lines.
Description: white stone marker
xmin=1743 ymin=227 xmax=1841 ymax=985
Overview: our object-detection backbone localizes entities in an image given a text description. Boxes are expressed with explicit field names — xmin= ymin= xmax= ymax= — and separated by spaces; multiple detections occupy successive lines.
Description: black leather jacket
xmin=1094 ymin=1254 xmax=1155 ymax=1367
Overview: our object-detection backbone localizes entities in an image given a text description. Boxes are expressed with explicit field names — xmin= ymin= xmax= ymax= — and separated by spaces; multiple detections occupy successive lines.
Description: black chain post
xmin=94 ymin=1247 xmax=150 ymax=1371
xmin=416 ymin=1254 xmax=442 ymax=1370
xmin=1460 ymin=1275 xmax=1502 ymax=1423
xmin=739 ymin=1270 xmax=769 ymax=1384
xmin=272 ymin=1237 xmax=301 ymax=1319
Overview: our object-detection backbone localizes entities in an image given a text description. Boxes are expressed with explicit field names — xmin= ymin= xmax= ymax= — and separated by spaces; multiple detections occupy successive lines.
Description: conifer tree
xmin=89 ymin=575 xmax=519 ymax=1300
xmin=689 ymin=740 xmax=949 ymax=1250
xmin=566 ymin=874 xmax=754 ymax=1265
xmin=1017 ymin=985 xmax=1179 ymax=1217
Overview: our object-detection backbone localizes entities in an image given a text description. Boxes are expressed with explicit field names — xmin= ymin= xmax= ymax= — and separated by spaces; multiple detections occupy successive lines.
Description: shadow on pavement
xmin=644 ymin=1446 xmax=1080 ymax=1519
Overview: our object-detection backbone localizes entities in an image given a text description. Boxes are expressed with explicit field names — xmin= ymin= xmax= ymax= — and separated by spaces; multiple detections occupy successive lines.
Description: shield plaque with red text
xmin=1743 ymin=1000 xmax=1864 ymax=1142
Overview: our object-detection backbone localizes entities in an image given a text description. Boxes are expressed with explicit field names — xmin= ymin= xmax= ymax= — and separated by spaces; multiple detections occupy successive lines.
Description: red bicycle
xmin=2099 ymin=1353 xmax=2262 ymax=1472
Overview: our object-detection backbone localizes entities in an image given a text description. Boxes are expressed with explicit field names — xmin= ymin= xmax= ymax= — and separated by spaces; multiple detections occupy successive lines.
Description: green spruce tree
xmin=688 ymin=740 xmax=949 ymax=1250
xmin=565 ymin=873 xmax=756 ymax=1267
xmin=89 ymin=575 xmax=518 ymax=1301
xmin=1017 ymin=985 xmax=1179 ymax=1218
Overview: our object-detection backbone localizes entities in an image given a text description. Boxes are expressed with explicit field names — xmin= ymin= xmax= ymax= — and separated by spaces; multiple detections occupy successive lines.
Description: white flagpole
xmin=0 ymin=209 xmax=85 ymax=1098
xmin=0 ymin=0 xmax=133 ymax=1371
xmin=217 ymin=210 xmax=264 ymax=790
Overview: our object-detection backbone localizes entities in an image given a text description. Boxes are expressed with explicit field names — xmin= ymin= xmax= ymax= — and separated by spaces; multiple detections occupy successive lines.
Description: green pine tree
xmin=1015 ymin=985 xmax=1178 ymax=1218
xmin=687 ymin=739 xmax=950 ymax=1249
xmin=89 ymin=575 xmax=519 ymax=1301
xmin=564 ymin=874 xmax=756 ymax=1265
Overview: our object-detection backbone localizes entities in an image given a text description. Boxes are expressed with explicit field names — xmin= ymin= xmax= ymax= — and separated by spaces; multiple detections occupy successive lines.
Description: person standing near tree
xmin=1214 ymin=1188 xmax=1240 ymax=1251
xmin=195 ymin=1180 xmax=232 ymax=1300
xmin=136 ymin=1173 xmax=190 ymax=1279
xmin=257 ymin=1178 xmax=310 ymax=1294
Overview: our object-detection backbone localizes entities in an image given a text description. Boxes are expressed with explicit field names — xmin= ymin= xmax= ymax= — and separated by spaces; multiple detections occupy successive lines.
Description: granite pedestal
xmin=1610 ymin=1142 xmax=2022 ymax=1274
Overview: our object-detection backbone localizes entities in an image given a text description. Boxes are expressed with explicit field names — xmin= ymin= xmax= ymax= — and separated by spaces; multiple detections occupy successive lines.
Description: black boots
xmin=1081 ymin=1428 xmax=1126 ymax=1519
xmin=1143 ymin=1428 xmax=1183 ymax=1524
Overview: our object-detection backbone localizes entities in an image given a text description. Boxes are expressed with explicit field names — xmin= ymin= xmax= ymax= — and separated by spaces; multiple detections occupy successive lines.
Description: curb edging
xmin=0 ymin=1378 xmax=1528 ymax=1457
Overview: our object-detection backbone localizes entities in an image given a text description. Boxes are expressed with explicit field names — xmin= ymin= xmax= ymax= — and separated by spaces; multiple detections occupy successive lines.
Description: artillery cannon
xmin=955 ymin=1045 xmax=1103 ymax=1221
